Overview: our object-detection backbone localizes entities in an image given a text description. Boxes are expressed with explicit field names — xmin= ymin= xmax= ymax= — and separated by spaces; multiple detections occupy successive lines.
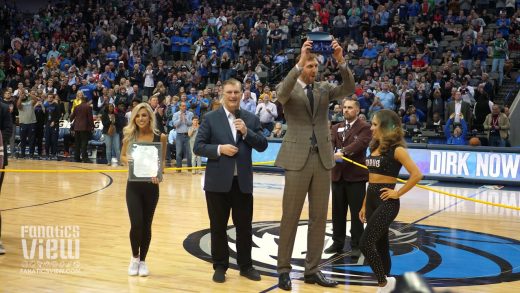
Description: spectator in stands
xmin=445 ymin=113 xmax=468 ymax=145
xmin=368 ymin=95 xmax=383 ymax=120
xmin=331 ymin=104 xmax=344 ymax=124
xmin=403 ymin=105 xmax=426 ymax=124
xmin=473 ymin=83 xmax=493 ymax=131
xmin=491 ymin=31 xmax=508 ymax=86
xmin=240 ymin=90 xmax=256 ymax=114
xmin=473 ymin=36 xmax=488 ymax=73
xmin=270 ymin=122 xmax=286 ymax=139
xmin=375 ymin=82 xmax=395 ymax=110
xmin=172 ymin=101 xmax=193 ymax=172
xmin=484 ymin=104 xmax=510 ymax=147
xmin=102 ymin=103 xmax=123 ymax=165
xmin=255 ymin=94 xmax=278 ymax=134
xmin=155 ymin=105 xmax=167 ymax=134
xmin=69 ymin=91 xmax=94 ymax=163
xmin=143 ymin=64 xmax=155 ymax=100
xmin=43 ymin=94 xmax=61 ymax=160
xmin=16 ymin=90 xmax=37 ymax=159
xmin=446 ymin=91 xmax=472 ymax=126
xmin=1 ymin=91 xmax=17 ymax=158
xmin=460 ymin=37 xmax=475 ymax=71
xmin=361 ymin=42 xmax=378 ymax=59
xmin=412 ymin=53 xmax=428 ymax=72
xmin=188 ymin=116 xmax=201 ymax=175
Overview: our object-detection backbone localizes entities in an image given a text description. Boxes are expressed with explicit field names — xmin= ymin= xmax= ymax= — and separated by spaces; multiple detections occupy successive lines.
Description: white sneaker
xmin=138 ymin=261 xmax=149 ymax=277
xmin=128 ymin=257 xmax=140 ymax=276
xmin=0 ymin=241 xmax=5 ymax=255
xmin=376 ymin=276 xmax=396 ymax=293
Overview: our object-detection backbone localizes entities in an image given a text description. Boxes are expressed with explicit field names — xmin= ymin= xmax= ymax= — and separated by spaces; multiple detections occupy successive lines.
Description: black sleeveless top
xmin=366 ymin=145 xmax=402 ymax=178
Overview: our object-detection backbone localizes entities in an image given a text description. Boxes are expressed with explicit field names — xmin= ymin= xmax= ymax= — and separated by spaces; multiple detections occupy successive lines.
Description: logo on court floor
xmin=184 ymin=220 xmax=520 ymax=286
xmin=20 ymin=225 xmax=81 ymax=274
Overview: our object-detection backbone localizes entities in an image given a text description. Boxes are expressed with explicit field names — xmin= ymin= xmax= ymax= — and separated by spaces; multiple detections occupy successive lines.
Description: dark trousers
xmin=44 ymin=124 xmax=59 ymax=156
xmin=331 ymin=180 xmax=366 ymax=249
xmin=360 ymin=183 xmax=400 ymax=284
xmin=19 ymin=123 xmax=35 ymax=157
xmin=175 ymin=133 xmax=192 ymax=168
xmin=205 ymin=177 xmax=253 ymax=271
xmin=261 ymin=122 xmax=274 ymax=132
xmin=126 ymin=181 xmax=159 ymax=261
xmin=34 ymin=124 xmax=44 ymax=156
xmin=74 ymin=131 xmax=90 ymax=162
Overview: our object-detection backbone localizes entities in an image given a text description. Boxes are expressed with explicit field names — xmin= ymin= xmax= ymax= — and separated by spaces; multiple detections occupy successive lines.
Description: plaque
xmin=128 ymin=142 xmax=163 ymax=182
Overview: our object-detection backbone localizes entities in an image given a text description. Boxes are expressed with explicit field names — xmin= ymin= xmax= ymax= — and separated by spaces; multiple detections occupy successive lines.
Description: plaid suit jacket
xmin=275 ymin=64 xmax=355 ymax=170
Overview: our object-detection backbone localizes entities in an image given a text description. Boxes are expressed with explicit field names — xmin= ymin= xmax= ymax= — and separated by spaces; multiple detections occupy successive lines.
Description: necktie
xmin=342 ymin=123 xmax=350 ymax=141
xmin=306 ymin=84 xmax=317 ymax=146
xmin=306 ymin=84 xmax=314 ymax=113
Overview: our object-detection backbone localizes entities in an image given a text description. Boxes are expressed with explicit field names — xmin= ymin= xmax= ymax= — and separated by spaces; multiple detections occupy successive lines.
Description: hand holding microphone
xmin=233 ymin=109 xmax=247 ymax=136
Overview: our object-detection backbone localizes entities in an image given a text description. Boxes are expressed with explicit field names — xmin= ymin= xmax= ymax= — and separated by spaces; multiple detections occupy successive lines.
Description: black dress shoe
xmin=240 ymin=267 xmax=261 ymax=281
xmin=304 ymin=271 xmax=338 ymax=287
xmin=212 ymin=268 xmax=226 ymax=283
xmin=324 ymin=242 xmax=344 ymax=254
xmin=351 ymin=247 xmax=362 ymax=258
xmin=278 ymin=272 xmax=292 ymax=291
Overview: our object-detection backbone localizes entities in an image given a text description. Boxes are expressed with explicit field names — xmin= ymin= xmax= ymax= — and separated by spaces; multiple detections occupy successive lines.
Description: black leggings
xmin=126 ymin=181 xmax=159 ymax=261
xmin=359 ymin=183 xmax=400 ymax=284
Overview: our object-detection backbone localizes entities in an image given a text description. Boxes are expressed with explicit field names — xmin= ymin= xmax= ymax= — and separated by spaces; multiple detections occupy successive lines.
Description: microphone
xmin=234 ymin=109 xmax=241 ymax=120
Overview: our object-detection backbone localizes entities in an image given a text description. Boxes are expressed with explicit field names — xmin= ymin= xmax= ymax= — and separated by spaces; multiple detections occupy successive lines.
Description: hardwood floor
xmin=1 ymin=160 xmax=519 ymax=292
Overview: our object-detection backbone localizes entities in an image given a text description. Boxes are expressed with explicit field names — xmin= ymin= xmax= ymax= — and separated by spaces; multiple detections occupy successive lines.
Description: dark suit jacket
xmin=193 ymin=107 xmax=268 ymax=193
xmin=275 ymin=64 xmax=355 ymax=171
xmin=70 ymin=102 xmax=94 ymax=131
xmin=446 ymin=100 xmax=472 ymax=127
xmin=331 ymin=119 xmax=371 ymax=182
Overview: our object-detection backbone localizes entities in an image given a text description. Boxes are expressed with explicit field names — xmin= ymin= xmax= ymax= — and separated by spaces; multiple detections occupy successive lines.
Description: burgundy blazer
xmin=70 ymin=102 xmax=94 ymax=131
xmin=330 ymin=119 xmax=372 ymax=182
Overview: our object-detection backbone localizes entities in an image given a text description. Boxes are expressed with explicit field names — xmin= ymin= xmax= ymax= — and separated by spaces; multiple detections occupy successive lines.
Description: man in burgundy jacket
xmin=70 ymin=94 xmax=94 ymax=163
xmin=325 ymin=98 xmax=371 ymax=257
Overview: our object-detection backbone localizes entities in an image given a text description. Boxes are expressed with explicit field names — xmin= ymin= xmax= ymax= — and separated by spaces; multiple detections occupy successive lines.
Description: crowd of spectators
xmin=0 ymin=0 xmax=518 ymax=165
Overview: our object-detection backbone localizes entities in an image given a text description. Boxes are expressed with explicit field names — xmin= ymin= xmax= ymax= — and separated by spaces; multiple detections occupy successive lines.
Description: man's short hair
xmin=222 ymin=78 xmax=242 ymax=89
xmin=342 ymin=97 xmax=360 ymax=109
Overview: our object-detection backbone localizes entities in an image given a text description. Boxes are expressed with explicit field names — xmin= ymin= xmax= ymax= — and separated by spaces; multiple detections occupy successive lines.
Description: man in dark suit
xmin=325 ymin=98 xmax=371 ymax=257
xmin=275 ymin=39 xmax=355 ymax=290
xmin=193 ymin=78 xmax=268 ymax=283
xmin=69 ymin=94 xmax=94 ymax=163
xmin=0 ymin=101 xmax=13 ymax=254
xmin=445 ymin=90 xmax=472 ymax=129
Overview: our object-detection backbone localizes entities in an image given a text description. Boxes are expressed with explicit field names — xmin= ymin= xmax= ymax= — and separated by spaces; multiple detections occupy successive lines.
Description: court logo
xmin=20 ymin=225 xmax=81 ymax=274
xmin=184 ymin=220 xmax=520 ymax=287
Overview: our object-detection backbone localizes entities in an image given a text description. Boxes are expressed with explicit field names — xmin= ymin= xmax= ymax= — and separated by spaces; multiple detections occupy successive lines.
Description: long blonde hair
xmin=122 ymin=102 xmax=159 ymax=144
xmin=369 ymin=109 xmax=406 ymax=154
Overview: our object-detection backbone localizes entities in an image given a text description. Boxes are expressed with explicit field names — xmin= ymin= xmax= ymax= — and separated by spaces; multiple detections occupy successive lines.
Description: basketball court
xmin=0 ymin=159 xmax=519 ymax=292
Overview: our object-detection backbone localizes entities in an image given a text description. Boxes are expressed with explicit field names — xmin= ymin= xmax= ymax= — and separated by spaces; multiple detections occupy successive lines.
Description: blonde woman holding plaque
xmin=120 ymin=102 xmax=166 ymax=277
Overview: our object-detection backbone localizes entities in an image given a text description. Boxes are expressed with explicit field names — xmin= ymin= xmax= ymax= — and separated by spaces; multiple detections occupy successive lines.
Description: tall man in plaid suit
xmin=275 ymin=39 xmax=355 ymax=290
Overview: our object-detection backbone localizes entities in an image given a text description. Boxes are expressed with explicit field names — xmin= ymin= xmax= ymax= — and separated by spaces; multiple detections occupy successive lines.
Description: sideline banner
xmin=251 ymin=141 xmax=520 ymax=184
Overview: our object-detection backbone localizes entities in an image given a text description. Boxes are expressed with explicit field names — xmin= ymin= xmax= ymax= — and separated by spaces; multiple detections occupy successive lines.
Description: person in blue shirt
xmin=361 ymin=42 xmax=378 ymax=59
xmin=166 ymin=127 xmax=177 ymax=167
xmin=78 ymin=78 xmax=97 ymax=102
xmin=180 ymin=32 xmax=192 ymax=61
xmin=444 ymin=114 xmax=468 ymax=145
xmin=191 ymin=91 xmax=210 ymax=119
xmin=106 ymin=45 xmax=119 ymax=63
xmin=170 ymin=30 xmax=182 ymax=60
